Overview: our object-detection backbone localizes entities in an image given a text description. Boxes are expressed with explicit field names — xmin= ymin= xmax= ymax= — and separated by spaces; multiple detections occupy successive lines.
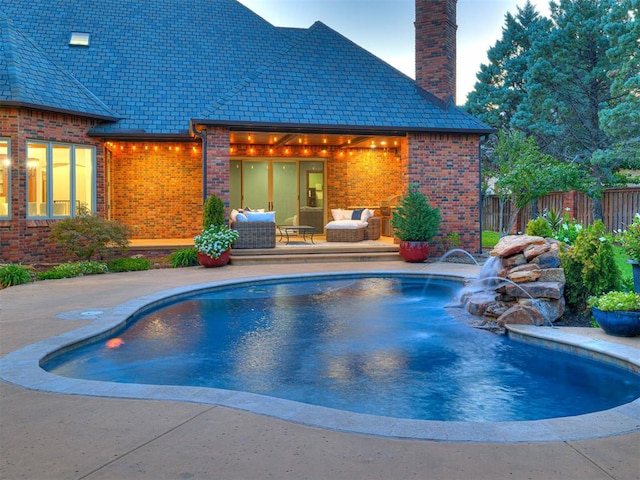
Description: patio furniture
xmin=325 ymin=216 xmax=381 ymax=242
xmin=230 ymin=221 xmax=276 ymax=249
xmin=278 ymin=225 xmax=316 ymax=244
xmin=326 ymin=225 xmax=365 ymax=242
xmin=364 ymin=216 xmax=381 ymax=240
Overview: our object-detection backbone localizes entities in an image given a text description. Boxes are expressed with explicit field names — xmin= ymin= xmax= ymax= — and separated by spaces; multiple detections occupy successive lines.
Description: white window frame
xmin=0 ymin=138 xmax=10 ymax=219
xmin=26 ymin=140 xmax=96 ymax=219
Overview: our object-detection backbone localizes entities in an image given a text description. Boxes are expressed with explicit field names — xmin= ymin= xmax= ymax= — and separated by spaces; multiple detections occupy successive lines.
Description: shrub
xmin=542 ymin=208 xmax=564 ymax=234
xmin=620 ymin=213 xmax=640 ymax=262
xmin=391 ymin=185 xmax=441 ymax=242
xmin=525 ymin=217 xmax=552 ymax=238
xmin=552 ymin=214 xmax=583 ymax=246
xmin=588 ymin=291 xmax=640 ymax=312
xmin=49 ymin=205 xmax=130 ymax=260
xmin=194 ymin=224 xmax=239 ymax=258
xmin=36 ymin=261 xmax=108 ymax=280
xmin=203 ymin=193 xmax=225 ymax=228
xmin=0 ymin=264 xmax=35 ymax=288
xmin=442 ymin=232 xmax=461 ymax=251
xmin=560 ymin=220 xmax=621 ymax=311
xmin=168 ymin=248 xmax=198 ymax=267
xmin=107 ymin=257 xmax=152 ymax=272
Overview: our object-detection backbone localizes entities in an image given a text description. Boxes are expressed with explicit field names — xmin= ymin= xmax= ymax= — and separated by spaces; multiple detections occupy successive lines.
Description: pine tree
xmin=512 ymin=0 xmax=624 ymax=219
xmin=464 ymin=1 xmax=551 ymax=128
xmin=598 ymin=0 xmax=640 ymax=170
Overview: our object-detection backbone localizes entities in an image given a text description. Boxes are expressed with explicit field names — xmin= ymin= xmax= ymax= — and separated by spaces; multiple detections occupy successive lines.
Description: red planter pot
xmin=398 ymin=241 xmax=430 ymax=263
xmin=197 ymin=249 xmax=231 ymax=268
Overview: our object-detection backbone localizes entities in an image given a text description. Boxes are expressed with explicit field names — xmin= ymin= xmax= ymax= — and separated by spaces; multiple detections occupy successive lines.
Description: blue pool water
xmin=44 ymin=276 xmax=640 ymax=422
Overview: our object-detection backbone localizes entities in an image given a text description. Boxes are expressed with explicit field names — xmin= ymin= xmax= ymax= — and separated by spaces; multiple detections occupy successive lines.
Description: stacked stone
xmin=467 ymin=235 xmax=566 ymax=327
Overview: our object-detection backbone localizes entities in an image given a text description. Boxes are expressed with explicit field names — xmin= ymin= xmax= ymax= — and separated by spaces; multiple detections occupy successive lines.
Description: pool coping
xmin=1 ymin=270 xmax=639 ymax=443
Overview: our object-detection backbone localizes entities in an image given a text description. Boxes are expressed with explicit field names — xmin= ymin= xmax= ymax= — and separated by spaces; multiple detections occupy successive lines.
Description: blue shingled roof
xmin=199 ymin=22 xmax=489 ymax=132
xmin=0 ymin=0 xmax=492 ymax=135
xmin=0 ymin=16 xmax=117 ymax=119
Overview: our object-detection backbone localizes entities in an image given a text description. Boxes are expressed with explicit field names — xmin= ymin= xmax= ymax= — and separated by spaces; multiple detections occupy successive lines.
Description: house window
xmin=26 ymin=141 xmax=95 ymax=218
xmin=0 ymin=139 xmax=10 ymax=218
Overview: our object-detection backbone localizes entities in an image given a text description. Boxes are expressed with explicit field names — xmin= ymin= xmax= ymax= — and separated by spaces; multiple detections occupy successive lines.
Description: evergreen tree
xmin=512 ymin=0 xmax=625 ymax=219
xmin=598 ymin=0 xmax=640 ymax=171
xmin=467 ymin=0 xmax=638 ymax=221
xmin=465 ymin=1 xmax=551 ymax=128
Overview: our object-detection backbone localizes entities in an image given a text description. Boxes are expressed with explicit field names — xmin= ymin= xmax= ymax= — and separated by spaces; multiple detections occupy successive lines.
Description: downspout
xmin=478 ymin=137 xmax=484 ymax=255
xmin=190 ymin=122 xmax=207 ymax=203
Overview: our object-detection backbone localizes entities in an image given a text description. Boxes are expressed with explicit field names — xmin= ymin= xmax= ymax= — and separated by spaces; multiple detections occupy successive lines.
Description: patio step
xmin=230 ymin=251 xmax=401 ymax=265
xmin=229 ymin=241 xmax=401 ymax=265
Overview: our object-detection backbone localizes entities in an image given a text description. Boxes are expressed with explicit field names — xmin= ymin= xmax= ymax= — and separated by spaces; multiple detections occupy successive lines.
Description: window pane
xmin=0 ymin=140 xmax=9 ymax=217
xmin=52 ymin=145 xmax=71 ymax=217
xmin=27 ymin=143 xmax=48 ymax=217
xmin=75 ymin=147 xmax=94 ymax=212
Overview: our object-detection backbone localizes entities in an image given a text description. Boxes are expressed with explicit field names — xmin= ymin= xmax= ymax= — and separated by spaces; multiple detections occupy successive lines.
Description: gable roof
xmin=197 ymin=21 xmax=489 ymax=133
xmin=0 ymin=16 xmax=117 ymax=120
xmin=0 ymin=0 xmax=492 ymax=136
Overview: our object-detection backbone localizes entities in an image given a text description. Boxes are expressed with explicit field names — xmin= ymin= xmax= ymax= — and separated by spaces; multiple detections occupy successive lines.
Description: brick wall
xmin=0 ymin=108 xmax=103 ymax=264
xmin=415 ymin=0 xmax=457 ymax=104
xmin=408 ymin=132 xmax=481 ymax=253
xmin=205 ymin=127 xmax=230 ymax=206
xmin=109 ymin=141 xmax=203 ymax=239
xmin=1 ymin=110 xmax=481 ymax=263
xmin=326 ymin=149 xmax=404 ymax=212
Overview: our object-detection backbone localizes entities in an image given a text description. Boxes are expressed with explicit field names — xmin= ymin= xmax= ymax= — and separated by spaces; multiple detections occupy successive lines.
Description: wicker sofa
xmin=325 ymin=209 xmax=381 ymax=242
xmin=230 ymin=220 xmax=276 ymax=248
xmin=229 ymin=209 xmax=276 ymax=249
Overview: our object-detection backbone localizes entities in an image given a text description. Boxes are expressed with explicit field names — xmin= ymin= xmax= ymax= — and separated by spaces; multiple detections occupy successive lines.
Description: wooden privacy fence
xmin=482 ymin=188 xmax=640 ymax=233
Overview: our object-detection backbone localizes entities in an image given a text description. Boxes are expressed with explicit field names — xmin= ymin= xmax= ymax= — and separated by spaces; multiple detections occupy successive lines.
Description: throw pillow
xmin=351 ymin=209 xmax=364 ymax=220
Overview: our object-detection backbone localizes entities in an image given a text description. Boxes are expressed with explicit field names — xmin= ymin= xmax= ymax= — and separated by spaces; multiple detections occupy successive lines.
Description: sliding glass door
xmin=229 ymin=159 xmax=325 ymax=229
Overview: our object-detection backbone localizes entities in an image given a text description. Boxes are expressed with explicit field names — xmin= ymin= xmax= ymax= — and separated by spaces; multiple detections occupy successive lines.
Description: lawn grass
xmin=613 ymin=245 xmax=632 ymax=282
xmin=482 ymin=231 xmax=500 ymax=248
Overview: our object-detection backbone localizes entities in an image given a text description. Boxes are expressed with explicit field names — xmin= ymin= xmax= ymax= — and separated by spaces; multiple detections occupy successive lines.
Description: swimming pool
xmin=43 ymin=274 xmax=640 ymax=423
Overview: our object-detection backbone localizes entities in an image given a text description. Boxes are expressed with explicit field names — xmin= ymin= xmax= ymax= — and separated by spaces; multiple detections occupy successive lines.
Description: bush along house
xmin=0 ymin=0 xmax=492 ymax=263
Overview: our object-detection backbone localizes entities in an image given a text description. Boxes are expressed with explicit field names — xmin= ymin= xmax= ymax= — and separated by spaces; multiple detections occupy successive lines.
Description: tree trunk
xmin=592 ymin=196 xmax=603 ymax=221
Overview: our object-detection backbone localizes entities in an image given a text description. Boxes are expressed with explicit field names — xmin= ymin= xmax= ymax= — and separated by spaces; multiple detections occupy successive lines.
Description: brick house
xmin=0 ymin=0 xmax=491 ymax=264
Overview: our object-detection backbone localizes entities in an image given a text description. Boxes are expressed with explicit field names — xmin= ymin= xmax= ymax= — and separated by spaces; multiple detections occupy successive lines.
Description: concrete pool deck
xmin=1 ymin=261 xmax=639 ymax=479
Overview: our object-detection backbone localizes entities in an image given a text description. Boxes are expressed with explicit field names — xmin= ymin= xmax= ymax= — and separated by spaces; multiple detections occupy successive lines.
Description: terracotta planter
xmin=398 ymin=241 xmax=430 ymax=263
xmin=592 ymin=307 xmax=640 ymax=337
xmin=197 ymin=249 xmax=231 ymax=268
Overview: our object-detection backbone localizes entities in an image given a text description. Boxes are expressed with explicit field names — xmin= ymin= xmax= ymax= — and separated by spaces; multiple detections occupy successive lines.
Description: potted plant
xmin=588 ymin=291 xmax=640 ymax=337
xmin=193 ymin=224 xmax=239 ymax=267
xmin=391 ymin=185 xmax=441 ymax=262
xmin=620 ymin=213 xmax=640 ymax=293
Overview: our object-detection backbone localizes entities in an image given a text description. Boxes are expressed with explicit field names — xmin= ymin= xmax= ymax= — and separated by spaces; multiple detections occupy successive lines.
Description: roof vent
xmin=69 ymin=32 xmax=90 ymax=47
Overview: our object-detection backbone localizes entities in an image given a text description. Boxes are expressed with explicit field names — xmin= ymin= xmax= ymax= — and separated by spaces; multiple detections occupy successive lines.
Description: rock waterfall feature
xmin=463 ymin=235 xmax=566 ymax=327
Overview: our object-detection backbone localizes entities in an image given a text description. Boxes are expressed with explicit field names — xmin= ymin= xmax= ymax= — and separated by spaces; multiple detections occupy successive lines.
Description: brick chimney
xmin=415 ymin=0 xmax=457 ymax=104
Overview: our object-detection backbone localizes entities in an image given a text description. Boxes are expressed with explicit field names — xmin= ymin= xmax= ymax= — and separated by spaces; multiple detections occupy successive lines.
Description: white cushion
xmin=331 ymin=209 xmax=355 ymax=221
xmin=245 ymin=211 xmax=275 ymax=222
xmin=230 ymin=209 xmax=239 ymax=222
xmin=325 ymin=220 xmax=366 ymax=230
xmin=361 ymin=208 xmax=375 ymax=223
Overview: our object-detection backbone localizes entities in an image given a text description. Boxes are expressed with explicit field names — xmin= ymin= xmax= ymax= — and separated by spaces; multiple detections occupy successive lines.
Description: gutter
xmin=190 ymin=119 xmax=495 ymax=136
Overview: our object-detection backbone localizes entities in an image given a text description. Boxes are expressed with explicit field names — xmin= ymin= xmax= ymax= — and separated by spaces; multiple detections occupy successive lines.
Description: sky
xmin=237 ymin=0 xmax=551 ymax=105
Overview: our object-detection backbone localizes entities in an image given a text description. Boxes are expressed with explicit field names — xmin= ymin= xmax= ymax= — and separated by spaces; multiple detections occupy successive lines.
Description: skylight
xmin=69 ymin=32 xmax=90 ymax=47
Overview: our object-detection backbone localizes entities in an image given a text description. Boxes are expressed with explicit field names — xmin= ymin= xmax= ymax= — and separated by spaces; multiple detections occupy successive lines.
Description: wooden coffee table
xmin=278 ymin=225 xmax=316 ymax=245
